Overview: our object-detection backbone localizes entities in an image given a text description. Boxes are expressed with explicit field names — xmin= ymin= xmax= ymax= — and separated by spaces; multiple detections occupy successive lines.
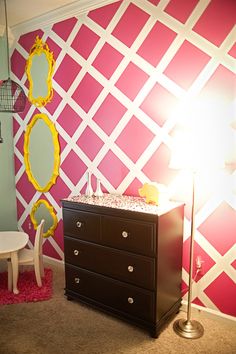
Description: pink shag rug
xmin=0 ymin=268 xmax=53 ymax=305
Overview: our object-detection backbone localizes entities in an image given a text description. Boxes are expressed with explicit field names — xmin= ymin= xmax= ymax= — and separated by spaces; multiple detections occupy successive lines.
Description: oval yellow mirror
xmin=30 ymin=199 xmax=58 ymax=238
xmin=26 ymin=36 xmax=55 ymax=107
xmin=24 ymin=113 xmax=60 ymax=192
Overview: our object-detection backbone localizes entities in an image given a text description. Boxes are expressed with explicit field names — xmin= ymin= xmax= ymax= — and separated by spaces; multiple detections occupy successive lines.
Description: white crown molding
xmin=11 ymin=0 xmax=118 ymax=38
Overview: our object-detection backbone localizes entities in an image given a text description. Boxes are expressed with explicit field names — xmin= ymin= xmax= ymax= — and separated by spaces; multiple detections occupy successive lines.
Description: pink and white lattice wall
xmin=11 ymin=0 xmax=236 ymax=318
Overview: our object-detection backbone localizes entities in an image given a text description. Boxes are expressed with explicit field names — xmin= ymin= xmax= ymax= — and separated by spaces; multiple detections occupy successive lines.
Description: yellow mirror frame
xmin=24 ymin=113 xmax=60 ymax=192
xmin=30 ymin=199 xmax=58 ymax=238
xmin=26 ymin=36 xmax=55 ymax=107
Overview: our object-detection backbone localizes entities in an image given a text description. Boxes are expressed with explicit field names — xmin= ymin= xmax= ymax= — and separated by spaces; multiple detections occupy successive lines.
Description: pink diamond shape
xmin=11 ymin=50 xmax=26 ymax=80
xmin=49 ymin=176 xmax=71 ymax=204
xmin=92 ymin=43 xmax=124 ymax=79
xmin=72 ymin=73 xmax=103 ymax=113
xmin=88 ymin=1 xmax=121 ymax=29
xmin=76 ymin=127 xmax=104 ymax=161
xmin=140 ymin=83 xmax=179 ymax=126
xmin=192 ymin=298 xmax=206 ymax=307
xmin=43 ymin=239 xmax=62 ymax=260
xmin=198 ymin=202 xmax=236 ymax=256
xmin=115 ymin=116 xmax=155 ymax=163
xmin=13 ymin=118 xmax=20 ymax=137
xmin=98 ymin=150 xmax=129 ymax=189
xmin=115 ymin=62 xmax=149 ymax=100
xmin=231 ymin=260 xmax=236 ymax=270
xmin=137 ymin=21 xmax=177 ymax=67
xmin=199 ymin=65 xmax=235 ymax=102
xmin=57 ymin=104 xmax=82 ymax=137
xmin=182 ymin=239 xmax=215 ymax=282
xmin=148 ymin=0 xmax=161 ymax=5
xmin=58 ymin=134 xmax=67 ymax=154
xmin=15 ymin=132 xmax=24 ymax=156
xmin=54 ymin=54 xmax=82 ymax=91
xmin=16 ymin=197 xmax=25 ymax=221
xmin=164 ymin=40 xmax=211 ymax=90
xmin=46 ymin=37 xmax=62 ymax=60
xmin=71 ymin=25 xmax=100 ymax=60
xmin=22 ymin=216 xmax=37 ymax=244
xmin=124 ymin=178 xmax=143 ymax=197
xmin=112 ymin=3 xmax=150 ymax=48
xmin=18 ymin=100 xmax=32 ymax=120
xmin=45 ymin=90 xmax=62 ymax=115
xmin=61 ymin=150 xmax=87 ymax=186
xmin=16 ymin=173 xmax=36 ymax=204
xmin=193 ymin=0 xmax=236 ymax=47
xmin=14 ymin=155 xmax=22 ymax=175
xmin=92 ymin=94 xmax=127 ymax=136
xmin=204 ymin=272 xmax=236 ymax=316
xmin=53 ymin=220 xmax=64 ymax=252
xmin=18 ymin=30 xmax=44 ymax=52
xmin=164 ymin=0 xmax=199 ymax=24
xmin=228 ymin=42 xmax=236 ymax=59
xmin=52 ymin=17 xmax=77 ymax=42
xmin=142 ymin=143 xmax=174 ymax=184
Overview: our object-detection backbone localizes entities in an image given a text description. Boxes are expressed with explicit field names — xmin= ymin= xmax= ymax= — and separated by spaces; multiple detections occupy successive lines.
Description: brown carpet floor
xmin=0 ymin=262 xmax=235 ymax=354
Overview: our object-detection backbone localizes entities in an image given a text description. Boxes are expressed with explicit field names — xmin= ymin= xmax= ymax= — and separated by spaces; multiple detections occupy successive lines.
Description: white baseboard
xmin=180 ymin=300 xmax=236 ymax=324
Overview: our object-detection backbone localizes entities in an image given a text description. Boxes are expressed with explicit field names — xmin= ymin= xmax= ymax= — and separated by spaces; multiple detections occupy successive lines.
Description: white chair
xmin=8 ymin=219 xmax=45 ymax=289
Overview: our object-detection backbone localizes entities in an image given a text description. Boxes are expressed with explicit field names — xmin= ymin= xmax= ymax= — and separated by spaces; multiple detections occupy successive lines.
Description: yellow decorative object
xmin=26 ymin=36 xmax=55 ymax=107
xmin=138 ymin=183 xmax=159 ymax=205
xmin=30 ymin=199 xmax=58 ymax=238
xmin=24 ymin=113 xmax=60 ymax=192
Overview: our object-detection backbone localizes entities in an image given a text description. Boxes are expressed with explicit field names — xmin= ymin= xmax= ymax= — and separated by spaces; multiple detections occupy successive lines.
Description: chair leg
xmin=7 ymin=260 xmax=13 ymax=291
xmin=34 ymin=258 xmax=42 ymax=287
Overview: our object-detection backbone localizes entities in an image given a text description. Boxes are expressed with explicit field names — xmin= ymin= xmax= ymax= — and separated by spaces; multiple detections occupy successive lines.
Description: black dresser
xmin=62 ymin=194 xmax=184 ymax=337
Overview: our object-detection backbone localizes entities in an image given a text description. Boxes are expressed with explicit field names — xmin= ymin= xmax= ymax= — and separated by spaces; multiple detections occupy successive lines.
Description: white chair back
xmin=34 ymin=219 xmax=45 ymax=259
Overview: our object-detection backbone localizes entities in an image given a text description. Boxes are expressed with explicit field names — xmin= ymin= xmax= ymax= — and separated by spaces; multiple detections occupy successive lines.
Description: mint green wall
xmin=0 ymin=36 xmax=17 ymax=231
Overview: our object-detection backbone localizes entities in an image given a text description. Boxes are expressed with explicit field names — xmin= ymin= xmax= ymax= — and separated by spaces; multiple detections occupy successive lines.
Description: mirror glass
xmin=26 ymin=36 xmax=55 ymax=107
xmin=24 ymin=113 xmax=60 ymax=192
xmin=30 ymin=199 xmax=58 ymax=238
xmin=29 ymin=118 xmax=54 ymax=188
xmin=30 ymin=53 xmax=49 ymax=99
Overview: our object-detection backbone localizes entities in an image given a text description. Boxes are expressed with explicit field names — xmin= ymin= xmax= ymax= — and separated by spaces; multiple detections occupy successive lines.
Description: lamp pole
xmin=173 ymin=171 xmax=204 ymax=339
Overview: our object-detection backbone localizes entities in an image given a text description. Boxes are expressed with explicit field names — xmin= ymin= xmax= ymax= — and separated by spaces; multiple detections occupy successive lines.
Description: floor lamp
xmin=174 ymin=170 xmax=204 ymax=339
xmin=169 ymin=129 xmax=224 ymax=339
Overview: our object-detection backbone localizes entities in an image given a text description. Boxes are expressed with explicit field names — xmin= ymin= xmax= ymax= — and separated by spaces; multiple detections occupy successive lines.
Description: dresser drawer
xmin=65 ymin=264 xmax=155 ymax=322
xmin=63 ymin=208 xmax=100 ymax=242
xmin=64 ymin=237 xmax=155 ymax=290
xmin=101 ymin=216 xmax=155 ymax=256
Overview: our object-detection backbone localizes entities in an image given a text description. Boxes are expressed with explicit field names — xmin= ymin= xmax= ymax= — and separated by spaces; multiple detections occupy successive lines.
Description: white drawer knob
xmin=128 ymin=265 xmax=134 ymax=272
xmin=74 ymin=277 xmax=80 ymax=284
xmin=74 ymin=249 xmax=79 ymax=256
xmin=122 ymin=231 xmax=128 ymax=238
xmin=76 ymin=221 xmax=83 ymax=228
xmin=128 ymin=297 xmax=134 ymax=304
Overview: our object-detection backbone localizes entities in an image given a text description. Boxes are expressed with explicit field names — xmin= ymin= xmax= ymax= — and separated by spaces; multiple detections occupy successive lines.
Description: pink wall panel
xmin=164 ymin=0 xmax=199 ymax=24
xmin=12 ymin=0 xmax=236 ymax=318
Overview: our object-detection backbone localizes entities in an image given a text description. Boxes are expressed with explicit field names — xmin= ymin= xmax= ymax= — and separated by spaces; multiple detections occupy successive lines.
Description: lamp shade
xmin=169 ymin=127 xmax=225 ymax=171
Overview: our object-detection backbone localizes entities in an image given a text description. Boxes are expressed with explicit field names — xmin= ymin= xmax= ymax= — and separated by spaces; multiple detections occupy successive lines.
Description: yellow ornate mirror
xmin=26 ymin=36 xmax=55 ymax=107
xmin=24 ymin=113 xmax=60 ymax=192
xmin=30 ymin=199 xmax=58 ymax=238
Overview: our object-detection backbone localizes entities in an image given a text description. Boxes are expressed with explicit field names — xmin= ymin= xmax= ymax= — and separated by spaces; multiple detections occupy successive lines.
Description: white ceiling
xmin=0 ymin=0 xmax=79 ymax=27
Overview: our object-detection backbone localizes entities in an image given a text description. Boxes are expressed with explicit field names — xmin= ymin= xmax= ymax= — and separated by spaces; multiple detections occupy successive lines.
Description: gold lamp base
xmin=173 ymin=319 xmax=204 ymax=339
